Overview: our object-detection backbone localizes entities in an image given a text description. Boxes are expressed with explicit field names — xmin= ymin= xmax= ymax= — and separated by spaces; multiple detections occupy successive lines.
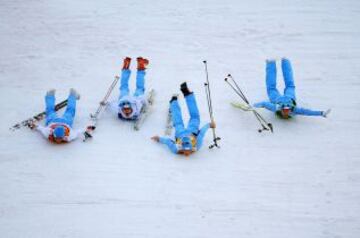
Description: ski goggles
xmin=281 ymin=107 xmax=291 ymax=114
xmin=279 ymin=103 xmax=294 ymax=111
xmin=119 ymin=101 xmax=131 ymax=108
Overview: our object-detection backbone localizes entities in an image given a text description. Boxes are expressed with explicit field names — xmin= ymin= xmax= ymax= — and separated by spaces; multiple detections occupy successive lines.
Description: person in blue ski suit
xmin=151 ymin=82 xmax=216 ymax=157
xmin=254 ymin=58 xmax=331 ymax=119
xmin=109 ymin=57 xmax=149 ymax=120
xmin=31 ymin=88 xmax=82 ymax=144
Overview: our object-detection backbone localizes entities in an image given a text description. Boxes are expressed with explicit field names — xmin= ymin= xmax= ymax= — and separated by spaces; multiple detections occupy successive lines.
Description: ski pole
xmin=225 ymin=75 xmax=271 ymax=132
xmin=225 ymin=76 xmax=265 ymax=129
xmin=224 ymin=74 xmax=273 ymax=133
xmin=203 ymin=60 xmax=221 ymax=149
xmin=227 ymin=74 xmax=250 ymax=104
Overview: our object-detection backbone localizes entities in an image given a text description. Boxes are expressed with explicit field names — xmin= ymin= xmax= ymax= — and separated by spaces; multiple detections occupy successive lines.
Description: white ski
xmin=164 ymin=93 xmax=178 ymax=136
xmin=230 ymin=102 xmax=254 ymax=111
xmin=225 ymin=74 xmax=273 ymax=133
xmin=231 ymin=101 xmax=273 ymax=133
xmin=134 ymin=89 xmax=155 ymax=131
xmin=164 ymin=107 xmax=172 ymax=136
xmin=83 ymin=75 xmax=120 ymax=141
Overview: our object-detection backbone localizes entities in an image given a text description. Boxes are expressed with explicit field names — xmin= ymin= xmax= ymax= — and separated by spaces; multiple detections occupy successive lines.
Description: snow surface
xmin=1 ymin=0 xmax=360 ymax=237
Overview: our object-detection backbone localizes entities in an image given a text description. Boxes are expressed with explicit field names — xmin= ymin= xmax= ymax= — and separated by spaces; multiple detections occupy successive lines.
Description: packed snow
xmin=1 ymin=0 xmax=360 ymax=237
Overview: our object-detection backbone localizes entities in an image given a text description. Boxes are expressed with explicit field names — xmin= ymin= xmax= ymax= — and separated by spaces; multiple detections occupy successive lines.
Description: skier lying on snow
xmin=108 ymin=57 xmax=149 ymax=121
xmin=30 ymin=89 xmax=81 ymax=144
xmin=151 ymin=82 xmax=216 ymax=157
xmin=254 ymin=58 xmax=331 ymax=119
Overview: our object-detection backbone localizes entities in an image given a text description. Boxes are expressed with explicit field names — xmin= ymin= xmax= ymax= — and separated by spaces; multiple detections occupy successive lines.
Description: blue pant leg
xmin=119 ymin=69 xmax=131 ymax=99
xmin=134 ymin=70 xmax=145 ymax=97
xmin=45 ymin=94 xmax=57 ymax=125
xmin=266 ymin=60 xmax=281 ymax=103
xmin=62 ymin=94 xmax=77 ymax=127
xmin=281 ymin=58 xmax=296 ymax=100
xmin=185 ymin=93 xmax=200 ymax=134
xmin=170 ymin=100 xmax=185 ymax=138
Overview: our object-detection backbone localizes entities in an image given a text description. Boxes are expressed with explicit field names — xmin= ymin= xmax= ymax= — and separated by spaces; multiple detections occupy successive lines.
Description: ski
xmin=83 ymin=75 xmax=120 ymax=142
xmin=10 ymin=99 xmax=68 ymax=131
xmin=231 ymin=101 xmax=273 ymax=132
xmin=164 ymin=93 xmax=178 ymax=136
xmin=231 ymin=102 xmax=254 ymax=111
xmin=134 ymin=89 xmax=156 ymax=131
xmin=225 ymin=74 xmax=273 ymax=133
xmin=165 ymin=107 xmax=173 ymax=136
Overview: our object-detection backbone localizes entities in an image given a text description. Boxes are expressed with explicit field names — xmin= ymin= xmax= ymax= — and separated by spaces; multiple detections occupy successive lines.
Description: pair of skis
xmin=83 ymin=75 xmax=120 ymax=141
xmin=225 ymin=74 xmax=273 ymax=133
xmin=134 ymin=89 xmax=156 ymax=131
xmin=9 ymin=79 xmax=116 ymax=138
xmin=10 ymin=99 xmax=68 ymax=131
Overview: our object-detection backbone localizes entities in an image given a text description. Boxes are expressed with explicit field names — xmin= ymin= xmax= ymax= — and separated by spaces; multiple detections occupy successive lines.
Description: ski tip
xmin=203 ymin=60 xmax=207 ymax=63
xmin=230 ymin=102 xmax=240 ymax=107
xmin=149 ymin=88 xmax=156 ymax=95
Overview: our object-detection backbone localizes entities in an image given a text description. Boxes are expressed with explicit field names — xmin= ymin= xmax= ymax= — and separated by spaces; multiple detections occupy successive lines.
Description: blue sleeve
xmin=253 ymin=101 xmax=277 ymax=112
xmin=293 ymin=107 xmax=323 ymax=116
xmin=159 ymin=137 xmax=178 ymax=154
xmin=196 ymin=123 xmax=210 ymax=150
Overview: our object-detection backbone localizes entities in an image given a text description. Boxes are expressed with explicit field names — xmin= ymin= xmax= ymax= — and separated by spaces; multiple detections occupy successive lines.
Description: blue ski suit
xmin=115 ymin=69 xmax=146 ymax=120
xmin=159 ymin=93 xmax=210 ymax=154
xmin=35 ymin=92 xmax=80 ymax=142
xmin=254 ymin=58 xmax=324 ymax=118
xmin=46 ymin=93 xmax=77 ymax=126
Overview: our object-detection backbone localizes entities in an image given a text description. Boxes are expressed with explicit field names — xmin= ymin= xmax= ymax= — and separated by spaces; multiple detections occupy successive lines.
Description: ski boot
xmin=137 ymin=57 xmax=149 ymax=71
xmin=46 ymin=89 xmax=56 ymax=97
xmin=180 ymin=82 xmax=192 ymax=96
xmin=70 ymin=88 xmax=80 ymax=100
xmin=122 ymin=57 xmax=131 ymax=70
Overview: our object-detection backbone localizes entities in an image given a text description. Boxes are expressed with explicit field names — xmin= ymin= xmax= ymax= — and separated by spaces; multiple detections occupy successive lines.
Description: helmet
xmin=53 ymin=126 xmax=65 ymax=139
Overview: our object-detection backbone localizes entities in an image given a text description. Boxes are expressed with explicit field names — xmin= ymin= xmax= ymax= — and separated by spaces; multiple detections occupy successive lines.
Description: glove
xmin=87 ymin=125 xmax=96 ymax=131
xmin=151 ymin=136 xmax=160 ymax=142
xmin=28 ymin=121 xmax=38 ymax=130
xmin=322 ymin=109 xmax=331 ymax=118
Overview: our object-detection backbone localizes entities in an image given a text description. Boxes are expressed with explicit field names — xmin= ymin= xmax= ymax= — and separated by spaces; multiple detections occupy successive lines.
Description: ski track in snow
xmin=1 ymin=0 xmax=360 ymax=237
